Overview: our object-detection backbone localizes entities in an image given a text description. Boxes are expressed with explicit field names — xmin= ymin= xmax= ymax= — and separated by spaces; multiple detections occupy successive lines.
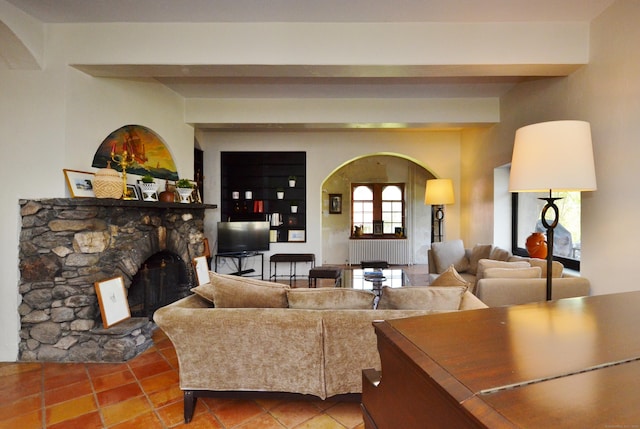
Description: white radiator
xmin=349 ymin=240 xmax=411 ymax=265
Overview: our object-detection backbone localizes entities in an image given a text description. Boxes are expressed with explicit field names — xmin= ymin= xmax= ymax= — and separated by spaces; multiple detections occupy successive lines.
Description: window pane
xmin=354 ymin=186 xmax=373 ymax=200
xmin=382 ymin=185 xmax=402 ymax=200
xmin=352 ymin=183 xmax=405 ymax=237
xmin=516 ymin=191 xmax=581 ymax=259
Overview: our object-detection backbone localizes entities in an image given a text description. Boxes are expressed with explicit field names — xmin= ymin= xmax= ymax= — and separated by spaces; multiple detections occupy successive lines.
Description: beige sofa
xmin=428 ymin=240 xmax=590 ymax=307
xmin=153 ymin=272 xmax=487 ymax=423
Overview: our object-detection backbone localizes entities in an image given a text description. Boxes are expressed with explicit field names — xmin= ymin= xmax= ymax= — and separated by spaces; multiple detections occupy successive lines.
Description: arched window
xmin=352 ymin=183 xmax=405 ymax=237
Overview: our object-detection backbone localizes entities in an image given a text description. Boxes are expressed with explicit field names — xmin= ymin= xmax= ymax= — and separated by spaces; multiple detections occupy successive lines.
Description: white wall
xmin=198 ymin=130 xmax=462 ymax=270
xmin=0 ymin=28 xmax=194 ymax=361
xmin=0 ymin=0 xmax=628 ymax=362
xmin=462 ymin=0 xmax=640 ymax=296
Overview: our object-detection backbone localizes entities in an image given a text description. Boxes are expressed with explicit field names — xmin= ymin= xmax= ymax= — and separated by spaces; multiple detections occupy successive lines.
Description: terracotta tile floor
xmin=0 ymin=329 xmax=365 ymax=429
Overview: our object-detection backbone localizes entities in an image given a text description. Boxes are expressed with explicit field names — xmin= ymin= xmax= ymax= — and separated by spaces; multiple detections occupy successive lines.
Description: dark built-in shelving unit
xmin=221 ymin=151 xmax=306 ymax=243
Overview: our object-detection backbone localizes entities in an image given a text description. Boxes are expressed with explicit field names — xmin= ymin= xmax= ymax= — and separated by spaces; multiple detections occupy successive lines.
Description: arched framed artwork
xmin=92 ymin=124 xmax=179 ymax=181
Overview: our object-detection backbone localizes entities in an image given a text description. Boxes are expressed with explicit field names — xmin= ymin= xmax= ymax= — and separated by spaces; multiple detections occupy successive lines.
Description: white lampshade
xmin=425 ymin=179 xmax=455 ymax=205
xmin=509 ymin=120 xmax=597 ymax=192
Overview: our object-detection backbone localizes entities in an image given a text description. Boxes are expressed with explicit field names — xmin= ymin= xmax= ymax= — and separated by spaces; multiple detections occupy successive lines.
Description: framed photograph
xmin=94 ymin=276 xmax=131 ymax=328
xmin=288 ymin=230 xmax=306 ymax=242
xmin=124 ymin=184 xmax=141 ymax=201
xmin=373 ymin=220 xmax=384 ymax=235
xmin=192 ymin=256 xmax=209 ymax=286
xmin=329 ymin=194 xmax=342 ymax=214
xmin=63 ymin=169 xmax=95 ymax=198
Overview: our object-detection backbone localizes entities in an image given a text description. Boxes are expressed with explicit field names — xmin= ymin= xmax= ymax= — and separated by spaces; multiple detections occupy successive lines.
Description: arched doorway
xmin=321 ymin=154 xmax=435 ymax=265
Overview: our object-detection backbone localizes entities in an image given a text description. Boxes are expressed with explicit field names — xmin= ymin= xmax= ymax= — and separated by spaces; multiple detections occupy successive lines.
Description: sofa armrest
xmin=475 ymin=277 xmax=590 ymax=307
xmin=154 ymin=298 xmax=327 ymax=397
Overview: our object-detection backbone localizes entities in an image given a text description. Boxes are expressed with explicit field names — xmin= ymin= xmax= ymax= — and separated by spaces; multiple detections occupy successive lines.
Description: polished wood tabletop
xmin=363 ymin=291 xmax=640 ymax=428
xmin=388 ymin=291 xmax=640 ymax=391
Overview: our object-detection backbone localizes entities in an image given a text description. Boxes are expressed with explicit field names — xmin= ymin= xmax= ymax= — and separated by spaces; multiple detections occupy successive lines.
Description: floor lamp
xmin=509 ymin=120 xmax=597 ymax=300
xmin=425 ymin=179 xmax=455 ymax=243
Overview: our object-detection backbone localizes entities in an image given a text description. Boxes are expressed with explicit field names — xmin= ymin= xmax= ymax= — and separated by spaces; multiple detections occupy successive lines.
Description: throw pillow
xmin=287 ymin=288 xmax=376 ymax=310
xmin=476 ymin=259 xmax=531 ymax=281
xmin=377 ymin=286 xmax=466 ymax=310
xmin=201 ymin=272 xmax=289 ymax=308
xmin=468 ymin=244 xmax=493 ymax=275
xmin=524 ymin=258 xmax=564 ymax=278
xmin=483 ymin=266 xmax=542 ymax=279
xmin=430 ymin=265 xmax=470 ymax=289
xmin=489 ymin=246 xmax=512 ymax=261
xmin=508 ymin=256 xmax=565 ymax=278
xmin=208 ymin=271 xmax=290 ymax=289
xmin=431 ymin=240 xmax=470 ymax=274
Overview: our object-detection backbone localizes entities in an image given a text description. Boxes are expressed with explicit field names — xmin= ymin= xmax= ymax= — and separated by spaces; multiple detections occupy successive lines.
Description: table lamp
xmin=509 ymin=120 xmax=597 ymax=300
xmin=425 ymin=178 xmax=455 ymax=242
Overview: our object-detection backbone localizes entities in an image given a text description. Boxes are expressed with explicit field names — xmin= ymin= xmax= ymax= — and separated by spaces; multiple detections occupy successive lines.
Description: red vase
xmin=526 ymin=232 xmax=548 ymax=259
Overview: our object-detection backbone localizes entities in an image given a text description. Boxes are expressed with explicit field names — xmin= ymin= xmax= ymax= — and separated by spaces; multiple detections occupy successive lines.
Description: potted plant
xmin=276 ymin=188 xmax=285 ymax=199
xmin=139 ymin=173 xmax=158 ymax=201
xmin=290 ymin=200 xmax=299 ymax=213
xmin=175 ymin=178 xmax=194 ymax=203
xmin=288 ymin=176 xmax=296 ymax=187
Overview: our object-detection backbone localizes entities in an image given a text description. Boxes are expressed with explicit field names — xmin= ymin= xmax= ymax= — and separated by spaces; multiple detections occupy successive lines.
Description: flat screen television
xmin=217 ymin=221 xmax=270 ymax=255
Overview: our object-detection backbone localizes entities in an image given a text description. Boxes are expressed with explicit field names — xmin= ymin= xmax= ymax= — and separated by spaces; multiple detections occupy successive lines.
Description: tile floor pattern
xmin=0 ymin=329 xmax=365 ymax=429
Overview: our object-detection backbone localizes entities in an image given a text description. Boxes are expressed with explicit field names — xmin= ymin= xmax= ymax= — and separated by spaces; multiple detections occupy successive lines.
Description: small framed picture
xmin=63 ymin=169 xmax=95 ymax=198
xmin=329 ymin=194 xmax=342 ymax=214
xmin=288 ymin=230 xmax=305 ymax=242
xmin=192 ymin=256 xmax=209 ymax=286
xmin=94 ymin=276 xmax=131 ymax=328
xmin=124 ymin=184 xmax=141 ymax=201
xmin=373 ymin=221 xmax=384 ymax=235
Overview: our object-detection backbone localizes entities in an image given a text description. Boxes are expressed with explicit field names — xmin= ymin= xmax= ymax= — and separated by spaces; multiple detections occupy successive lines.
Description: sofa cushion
xmin=377 ymin=286 xmax=466 ymax=310
xmin=431 ymin=240 xmax=470 ymax=274
xmin=484 ymin=266 xmax=542 ymax=279
xmin=287 ymin=288 xmax=376 ymax=309
xmin=192 ymin=272 xmax=289 ymax=308
xmin=476 ymin=259 xmax=531 ymax=281
xmin=468 ymin=244 xmax=493 ymax=275
xmin=508 ymin=256 xmax=564 ymax=278
xmin=489 ymin=246 xmax=512 ymax=261
xmin=430 ymin=265 xmax=470 ymax=289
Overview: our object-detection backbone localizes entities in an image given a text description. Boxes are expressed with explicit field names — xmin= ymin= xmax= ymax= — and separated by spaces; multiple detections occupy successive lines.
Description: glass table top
xmin=341 ymin=268 xmax=409 ymax=291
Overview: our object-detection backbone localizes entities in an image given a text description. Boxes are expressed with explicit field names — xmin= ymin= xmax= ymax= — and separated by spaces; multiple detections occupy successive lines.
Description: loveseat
xmin=153 ymin=271 xmax=487 ymax=423
xmin=428 ymin=240 xmax=590 ymax=307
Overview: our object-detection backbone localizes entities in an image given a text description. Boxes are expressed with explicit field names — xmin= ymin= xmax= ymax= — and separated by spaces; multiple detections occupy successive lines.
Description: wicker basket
xmin=94 ymin=167 xmax=122 ymax=199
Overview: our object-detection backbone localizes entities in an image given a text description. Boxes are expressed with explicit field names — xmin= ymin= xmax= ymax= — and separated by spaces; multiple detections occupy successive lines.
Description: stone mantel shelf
xmin=22 ymin=198 xmax=217 ymax=210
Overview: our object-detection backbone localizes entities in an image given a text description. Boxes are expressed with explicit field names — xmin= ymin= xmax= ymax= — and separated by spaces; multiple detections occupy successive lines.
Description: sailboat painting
xmin=92 ymin=124 xmax=179 ymax=181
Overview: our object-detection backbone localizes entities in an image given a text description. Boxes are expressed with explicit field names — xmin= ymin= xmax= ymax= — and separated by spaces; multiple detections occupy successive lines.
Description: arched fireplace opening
xmin=129 ymin=250 xmax=190 ymax=319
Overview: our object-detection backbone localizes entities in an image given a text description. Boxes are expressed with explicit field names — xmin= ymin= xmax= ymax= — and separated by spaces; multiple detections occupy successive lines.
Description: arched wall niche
xmin=320 ymin=153 xmax=437 ymax=266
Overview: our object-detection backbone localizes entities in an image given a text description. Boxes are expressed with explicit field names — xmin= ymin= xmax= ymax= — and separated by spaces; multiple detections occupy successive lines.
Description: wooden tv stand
xmin=362 ymin=291 xmax=640 ymax=428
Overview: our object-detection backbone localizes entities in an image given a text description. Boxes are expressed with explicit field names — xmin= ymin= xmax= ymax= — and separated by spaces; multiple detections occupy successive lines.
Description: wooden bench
xmin=269 ymin=253 xmax=315 ymax=285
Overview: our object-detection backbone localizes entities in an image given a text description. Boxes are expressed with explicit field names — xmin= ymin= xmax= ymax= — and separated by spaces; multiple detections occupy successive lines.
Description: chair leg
xmin=184 ymin=390 xmax=196 ymax=423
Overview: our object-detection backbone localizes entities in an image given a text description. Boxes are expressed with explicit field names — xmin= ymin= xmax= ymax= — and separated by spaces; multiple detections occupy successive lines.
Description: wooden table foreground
xmin=362 ymin=291 xmax=640 ymax=429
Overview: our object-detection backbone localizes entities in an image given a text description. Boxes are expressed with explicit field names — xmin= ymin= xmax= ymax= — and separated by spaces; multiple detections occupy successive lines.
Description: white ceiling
xmin=6 ymin=0 xmax=616 ymax=130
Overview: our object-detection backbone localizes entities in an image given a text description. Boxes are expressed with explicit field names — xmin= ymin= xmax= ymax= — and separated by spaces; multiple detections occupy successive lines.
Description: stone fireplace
xmin=18 ymin=198 xmax=215 ymax=362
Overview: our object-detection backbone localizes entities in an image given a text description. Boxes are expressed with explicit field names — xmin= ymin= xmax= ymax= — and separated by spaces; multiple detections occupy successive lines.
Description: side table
xmin=214 ymin=252 xmax=264 ymax=279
